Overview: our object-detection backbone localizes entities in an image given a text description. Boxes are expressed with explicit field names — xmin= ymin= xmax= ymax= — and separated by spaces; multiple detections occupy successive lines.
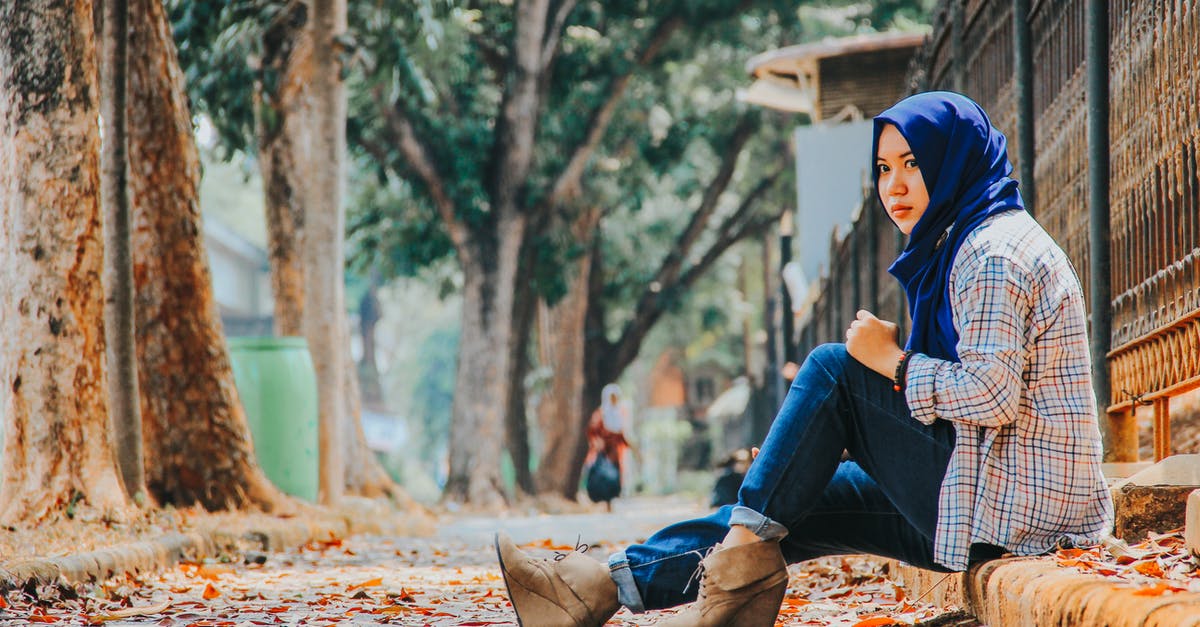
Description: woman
xmin=584 ymin=384 xmax=631 ymax=510
xmin=495 ymin=91 xmax=1113 ymax=627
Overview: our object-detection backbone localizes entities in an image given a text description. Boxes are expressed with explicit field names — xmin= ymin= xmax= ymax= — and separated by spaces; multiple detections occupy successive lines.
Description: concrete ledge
xmin=968 ymin=557 xmax=1200 ymax=626
xmin=889 ymin=554 xmax=1200 ymax=626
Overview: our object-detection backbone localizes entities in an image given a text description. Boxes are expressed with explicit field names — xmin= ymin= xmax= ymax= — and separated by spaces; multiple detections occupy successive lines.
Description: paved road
xmin=0 ymin=496 xmax=963 ymax=626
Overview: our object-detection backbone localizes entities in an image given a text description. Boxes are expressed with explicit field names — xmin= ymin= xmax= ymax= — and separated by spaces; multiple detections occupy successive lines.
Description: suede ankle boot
xmin=656 ymin=539 xmax=788 ymax=627
xmin=495 ymin=532 xmax=621 ymax=627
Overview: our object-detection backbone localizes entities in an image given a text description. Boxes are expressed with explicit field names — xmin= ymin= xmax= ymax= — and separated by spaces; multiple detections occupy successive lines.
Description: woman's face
xmin=876 ymin=124 xmax=930 ymax=235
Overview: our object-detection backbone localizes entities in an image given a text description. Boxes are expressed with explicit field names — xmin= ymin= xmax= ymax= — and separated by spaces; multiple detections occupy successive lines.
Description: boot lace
xmin=552 ymin=536 xmax=591 ymax=561
xmin=681 ymin=546 xmax=717 ymax=596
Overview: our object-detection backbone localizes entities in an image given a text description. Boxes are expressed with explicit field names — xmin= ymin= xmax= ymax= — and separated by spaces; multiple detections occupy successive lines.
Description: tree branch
xmin=679 ymin=174 xmax=786 ymax=291
xmin=470 ymin=31 xmax=508 ymax=78
xmin=487 ymin=0 xmax=551 ymax=214
xmin=616 ymin=116 xmax=757 ymax=341
xmin=372 ymin=87 xmax=471 ymax=262
xmin=543 ymin=13 xmax=685 ymax=207
xmin=541 ymin=0 xmax=578 ymax=69
xmin=610 ymin=165 xmax=784 ymax=373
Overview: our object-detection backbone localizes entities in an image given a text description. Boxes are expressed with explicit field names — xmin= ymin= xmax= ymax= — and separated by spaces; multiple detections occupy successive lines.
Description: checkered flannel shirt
xmin=904 ymin=210 xmax=1114 ymax=571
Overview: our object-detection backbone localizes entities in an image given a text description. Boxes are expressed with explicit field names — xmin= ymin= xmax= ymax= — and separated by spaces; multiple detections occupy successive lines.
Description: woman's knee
xmin=805 ymin=343 xmax=850 ymax=371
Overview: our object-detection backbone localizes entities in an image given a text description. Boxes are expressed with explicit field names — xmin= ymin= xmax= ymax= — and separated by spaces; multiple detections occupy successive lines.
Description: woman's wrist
xmin=892 ymin=349 xmax=915 ymax=392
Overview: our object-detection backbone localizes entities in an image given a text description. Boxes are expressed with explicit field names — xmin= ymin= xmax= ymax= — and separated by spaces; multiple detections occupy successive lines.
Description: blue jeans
xmin=608 ymin=344 xmax=957 ymax=612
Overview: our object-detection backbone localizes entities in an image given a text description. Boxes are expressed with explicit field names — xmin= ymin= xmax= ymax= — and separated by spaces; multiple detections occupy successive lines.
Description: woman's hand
xmin=845 ymin=309 xmax=906 ymax=379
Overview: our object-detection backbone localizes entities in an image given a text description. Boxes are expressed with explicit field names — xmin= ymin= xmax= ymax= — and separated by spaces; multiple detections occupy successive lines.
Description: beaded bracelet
xmin=893 ymin=349 xmax=915 ymax=392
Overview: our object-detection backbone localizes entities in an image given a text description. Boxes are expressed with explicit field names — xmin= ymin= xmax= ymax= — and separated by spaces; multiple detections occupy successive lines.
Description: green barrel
xmin=227 ymin=336 xmax=319 ymax=501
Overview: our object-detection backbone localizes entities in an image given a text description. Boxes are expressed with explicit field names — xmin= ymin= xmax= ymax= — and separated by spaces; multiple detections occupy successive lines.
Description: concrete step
xmin=1110 ymin=454 xmax=1200 ymax=542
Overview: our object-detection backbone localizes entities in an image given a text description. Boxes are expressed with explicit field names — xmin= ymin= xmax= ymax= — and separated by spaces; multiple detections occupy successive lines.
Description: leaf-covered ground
xmin=0 ymin=534 xmax=963 ymax=626
xmin=3 ymin=496 xmax=1196 ymax=626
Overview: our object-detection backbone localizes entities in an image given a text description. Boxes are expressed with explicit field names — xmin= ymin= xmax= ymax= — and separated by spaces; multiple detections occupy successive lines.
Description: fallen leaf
xmin=852 ymin=617 xmax=899 ymax=627
xmin=195 ymin=566 xmax=231 ymax=581
xmin=89 ymin=600 xmax=172 ymax=622
xmin=347 ymin=577 xmax=383 ymax=591
xmin=202 ymin=583 xmax=221 ymax=600
xmin=1131 ymin=582 xmax=1172 ymax=596
xmin=1133 ymin=560 xmax=1165 ymax=578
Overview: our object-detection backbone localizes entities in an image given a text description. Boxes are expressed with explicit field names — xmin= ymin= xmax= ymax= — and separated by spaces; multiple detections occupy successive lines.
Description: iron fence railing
xmin=794 ymin=0 xmax=1200 ymax=458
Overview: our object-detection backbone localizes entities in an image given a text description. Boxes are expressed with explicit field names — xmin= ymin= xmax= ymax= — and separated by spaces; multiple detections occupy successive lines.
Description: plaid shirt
xmin=904 ymin=210 xmax=1114 ymax=571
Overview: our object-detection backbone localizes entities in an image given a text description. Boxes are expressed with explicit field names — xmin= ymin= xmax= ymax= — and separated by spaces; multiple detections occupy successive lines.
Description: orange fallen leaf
xmin=347 ymin=577 xmax=383 ymax=591
xmin=1132 ymin=582 xmax=1170 ymax=596
xmin=852 ymin=616 xmax=898 ymax=627
xmin=523 ymin=538 xmax=577 ymax=551
xmin=26 ymin=616 xmax=59 ymax=624
xmin=195 ymin=565 xmax=232 ymax=581
xmin=1133 ymin=560 xmax=1165 ymax=578
xmin=202 ymin=582 xmax=221 ymax=599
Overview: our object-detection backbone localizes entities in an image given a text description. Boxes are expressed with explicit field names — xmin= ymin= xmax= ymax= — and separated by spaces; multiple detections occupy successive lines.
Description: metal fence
xmin=795 ymin=0 xmax=1200 ymax=457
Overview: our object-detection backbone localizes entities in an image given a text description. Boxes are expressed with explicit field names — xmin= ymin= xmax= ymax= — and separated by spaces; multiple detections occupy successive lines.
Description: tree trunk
xmin=340 ymin=322 xmax=415 ymax=505
xmin=443 ymin=216 xmax=526 ymax=507
xmin=100 ymin=0 xmax=145 ymax=500
xmin=127 ymin=0 xmax=286 ymax=511
xmin=256 ymin=1 xmax=311 ymax=337
xmin=305 ymin=0 xmax=347 ymax=505
xmin=358 ymin=278 xmax=385 ymax=409
xmin=533 ymin=208 xmax=601 ymax=498
xmin=504 ymin=238 xmax=538 ymax=496
xmin=258 ymin=3 xmax=408 ymax=506
xmin=0 ymin=0 xmax=130 ymax=524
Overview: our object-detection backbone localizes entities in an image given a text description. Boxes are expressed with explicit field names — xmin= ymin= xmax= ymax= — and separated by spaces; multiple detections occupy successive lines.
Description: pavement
xmin=1 ymin=494 xmax=1198 ymax=625
xmin=0 ymin=495 xmax=965 ymax=625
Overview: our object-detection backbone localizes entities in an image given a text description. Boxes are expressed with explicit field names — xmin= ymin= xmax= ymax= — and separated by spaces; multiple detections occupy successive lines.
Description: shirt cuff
xmin=903 ymin=353 xmax=940 ymax=425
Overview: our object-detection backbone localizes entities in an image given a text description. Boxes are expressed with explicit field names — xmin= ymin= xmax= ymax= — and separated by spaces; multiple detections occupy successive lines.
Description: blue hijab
xmin=874 ymin=91 xmax=1025 ymax=361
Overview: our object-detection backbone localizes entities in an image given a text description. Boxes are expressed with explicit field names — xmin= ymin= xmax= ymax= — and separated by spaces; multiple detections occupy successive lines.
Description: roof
xmin=740 ymin=31 xmax=927 ymax=120
xmin=745 ymin=31 xmax=928 ymax=79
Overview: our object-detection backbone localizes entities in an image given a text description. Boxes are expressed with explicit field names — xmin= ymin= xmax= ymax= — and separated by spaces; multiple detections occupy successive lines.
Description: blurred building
xmin=202 ymin=217 xmax=274 ymax=337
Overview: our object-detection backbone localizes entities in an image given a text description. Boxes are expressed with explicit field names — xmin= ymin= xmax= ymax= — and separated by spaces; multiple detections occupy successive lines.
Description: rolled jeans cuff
xmin=729 ymin=505 xmax=789 ymax=541
xmin=608 ymin=551 xmax=645 ymax=613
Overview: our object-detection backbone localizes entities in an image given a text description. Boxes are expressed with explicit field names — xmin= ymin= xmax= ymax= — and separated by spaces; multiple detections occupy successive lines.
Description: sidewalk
xmin=2 ymin=494 xmax=1198 ymax=625
xmin=0 ymin=495 xmax=965 ymax=625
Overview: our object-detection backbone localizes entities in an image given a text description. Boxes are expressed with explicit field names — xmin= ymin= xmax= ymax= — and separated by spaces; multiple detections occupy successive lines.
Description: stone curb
xmin=890 ymin=556 xmax=1200 ymax=626
xmin=0 ymin=498 xmax=434 ymax=594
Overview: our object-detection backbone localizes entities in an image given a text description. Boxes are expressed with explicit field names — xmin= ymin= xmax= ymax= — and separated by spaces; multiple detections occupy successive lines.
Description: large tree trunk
xmin=100 ymin=0 xmax=146 ymax=500
xmin=443 ymin=216 xmax=526 ymax=507
xmin=257 ymin=1 xmax=311 ymax=337
xmin=0 ymin=0 xmax=130 ymax=524
xmin=504 ymin=238 xmax=538 ymax=496
xmin=533 ymin=208 xmax=601 ymax=498
xmin=306 ymin=0 xmax=348 ymax=505
xmin=258 ymin=2 xmax=406 ymax=505
xmin=127 ymin=0 xmax=286 ymax=511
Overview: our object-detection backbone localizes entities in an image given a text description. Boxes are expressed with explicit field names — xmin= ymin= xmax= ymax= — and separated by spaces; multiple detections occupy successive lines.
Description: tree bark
xmin=532 ymin=208 xmax=601 ymax=498
xmin=358 ymin=277 xmax=385 ymax=409
xmin=127 ymin=0 xmax=286 ymax=511
xmin=100 ymin=0 xmax=145 ymax=500
xmin=504 ymin=237 xmax=538 ymax=496
xmin=443 ymin=216 xmax=526 ymax=507
xmin=256 ymin=1 xmax=311 ymax=338
xmin=258 ymin=3 xmax=407 ymax=505
xmin=0 ymin=0 xmax=130 ymax=524
xmin=306 ymin=0 xmax=347 ymax=505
